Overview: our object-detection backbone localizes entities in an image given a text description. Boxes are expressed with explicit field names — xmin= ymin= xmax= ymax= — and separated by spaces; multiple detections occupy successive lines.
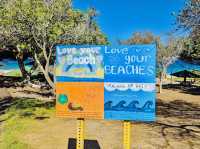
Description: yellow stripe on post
xmin=123 ymin=121 xmax=131 ymax=149
xmin=76 ymin=118 xmax=84 ymax=149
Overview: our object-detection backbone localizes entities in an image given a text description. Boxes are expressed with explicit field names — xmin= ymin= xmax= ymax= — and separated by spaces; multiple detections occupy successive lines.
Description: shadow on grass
xmin=157 ymin=98 xmax=200 ymax=119
xmin=0 ymin=97 xmax=13 ymax=115
xmin=155 ymin=98 xmax=200 ymax=135
xmin=0 ymin=76 xmax=24 ymax=88
xmin=18 ymin=90 xmax=53 ymax=98
xmin=162 ymin=84 xmax=200 ymax=96
xmin=34 ymin=116 xmax=50 ymax=120
xmin=12 ymin=97 xmax=55 ymax=109
xmin=1 ymin=98 xmax=55 ymax=121
xmin=0 ymin=74 xmax=48 ymax=88
xmin=144 ymin=99 xmax=200 ymax=146
xmin=149 ymin=121 xmax=200 ymax=147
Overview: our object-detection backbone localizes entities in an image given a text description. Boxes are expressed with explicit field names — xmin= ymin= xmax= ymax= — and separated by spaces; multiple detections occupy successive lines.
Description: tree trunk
xmin=184 ymin=76 xmax=187 ymax=83
xmin=16 ymin=52 xmax=29 ymax=79
xmin=159 ymin=72 xmax=163 ymax=93
xmin=34 ymin=52 xmax=55 ymax=90
xmin=159 ymin=69 xmax=166 ymax=94
xmin=43 ymin=70 xmax=55 ymax=90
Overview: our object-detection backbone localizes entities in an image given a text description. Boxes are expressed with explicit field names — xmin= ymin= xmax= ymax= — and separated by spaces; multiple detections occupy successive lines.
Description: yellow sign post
xmin=123 ymin=121 xmax=131 ymax=149
xmin=76 ymin=118 xmax=85 ymax=149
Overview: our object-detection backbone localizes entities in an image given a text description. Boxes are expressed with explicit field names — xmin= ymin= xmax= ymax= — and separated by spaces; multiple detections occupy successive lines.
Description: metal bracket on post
xmin=123 ymin=121 xmax=131 ymax=149
xmin=76 ymin=118 xmax=84 ymax=149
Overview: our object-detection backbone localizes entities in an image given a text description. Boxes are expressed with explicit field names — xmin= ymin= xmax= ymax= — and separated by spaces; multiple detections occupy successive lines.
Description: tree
xmin=177 ymin=0 xmax=199 ymax=31
xmin=0 ymin=0 xmax=108 ymax=89
xmin=177 ymin=0 xmax=200 ymax=62
xmin=119 ymin=31 xmax=185 ymax=93
xmin=119 ymin=32 xmax=158 ymax=45
xmin=157 ymin=37 xmax=184 ymax=93
xmin=0 ymin=45 xmax=30 ymax=79
xmin=0 ymin=0 xmax=31 ymax=78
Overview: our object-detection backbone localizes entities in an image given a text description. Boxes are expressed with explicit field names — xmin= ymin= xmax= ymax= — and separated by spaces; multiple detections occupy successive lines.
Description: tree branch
xmin=31 ymin=28 xmax=43 ymax=50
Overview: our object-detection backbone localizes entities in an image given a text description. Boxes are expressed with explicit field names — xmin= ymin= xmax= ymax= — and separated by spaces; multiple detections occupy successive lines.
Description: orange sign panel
xmin=56 ymin=82 xmax=104 ymax=119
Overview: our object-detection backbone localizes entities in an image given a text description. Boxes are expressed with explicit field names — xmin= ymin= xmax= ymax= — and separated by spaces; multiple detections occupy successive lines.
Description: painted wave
xmin=104 ymin=100 xmax=155 ymax=113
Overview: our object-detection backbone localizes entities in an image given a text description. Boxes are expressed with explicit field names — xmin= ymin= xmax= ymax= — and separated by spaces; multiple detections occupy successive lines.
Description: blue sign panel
xmin=104 ymin=45 xmax=156 ymax=83
xmin=104 ymin=44 xmax=156 ymax=121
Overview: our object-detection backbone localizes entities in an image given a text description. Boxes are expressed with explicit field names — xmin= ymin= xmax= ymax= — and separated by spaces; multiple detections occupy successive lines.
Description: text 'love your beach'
xmin=57 ymin=46 xmax=155 ymax=76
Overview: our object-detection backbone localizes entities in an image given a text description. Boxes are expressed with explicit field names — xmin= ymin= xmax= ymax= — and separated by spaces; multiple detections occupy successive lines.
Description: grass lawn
xmin=4 ymin=66 xmax=32 ymax=77
xmin=0 ymin=99 xmax=55 ymax=149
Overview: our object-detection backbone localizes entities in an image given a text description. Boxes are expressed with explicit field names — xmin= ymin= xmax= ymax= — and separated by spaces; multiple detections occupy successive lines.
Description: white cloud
xmin=104 ymin=83 xmax=155 ymax=92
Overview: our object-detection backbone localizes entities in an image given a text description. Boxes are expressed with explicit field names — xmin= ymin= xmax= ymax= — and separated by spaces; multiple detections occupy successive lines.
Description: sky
xmin=73 ymin=0 xmax=186 ymax=44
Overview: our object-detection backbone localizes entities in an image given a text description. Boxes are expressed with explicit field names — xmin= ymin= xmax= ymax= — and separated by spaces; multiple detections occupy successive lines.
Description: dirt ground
xmin=17 ymin=87 xmax=200 ymax=149
xmin=1 ymin=85 xmax=200 ymax=149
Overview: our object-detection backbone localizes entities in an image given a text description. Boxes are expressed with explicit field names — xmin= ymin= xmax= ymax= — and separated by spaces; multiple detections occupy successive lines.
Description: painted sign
xmin=56 ymin=45 xmax=156 ymax=121
xmin=56 ymin=45 xmax=104 ymax=119
xmin=56 ymin=45 xmax=104 ymax=82
xmin=104 ymin=45 xmax=156 ymax=121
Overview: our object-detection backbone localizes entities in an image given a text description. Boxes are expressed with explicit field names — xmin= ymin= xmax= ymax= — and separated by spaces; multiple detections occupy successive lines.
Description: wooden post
xmin=76 ymin=118 xmax=84 ymax=149
xmin=123 ymin=121 xmax=131 ymax=149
